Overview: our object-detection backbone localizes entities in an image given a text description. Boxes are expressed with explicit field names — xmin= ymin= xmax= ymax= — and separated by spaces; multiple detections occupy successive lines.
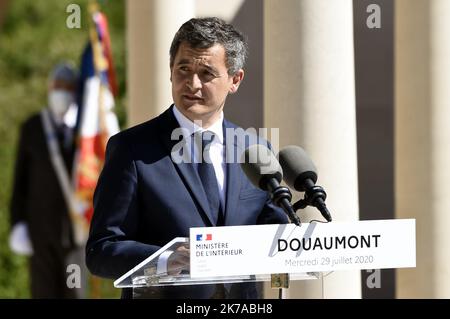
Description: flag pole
xmin=88 ymin=1 xmax=109 ymax=156
xmin=87 ymin=0 xmax=103 ymax=299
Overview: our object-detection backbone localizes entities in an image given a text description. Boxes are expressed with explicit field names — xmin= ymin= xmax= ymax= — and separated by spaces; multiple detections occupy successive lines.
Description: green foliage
xmin=0 ymin=0 xmax=125 ymax=298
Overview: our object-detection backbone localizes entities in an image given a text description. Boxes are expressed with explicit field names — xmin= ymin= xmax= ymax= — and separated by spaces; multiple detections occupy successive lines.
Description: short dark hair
xmin=169 ymin=17 xmax=248 ymax=75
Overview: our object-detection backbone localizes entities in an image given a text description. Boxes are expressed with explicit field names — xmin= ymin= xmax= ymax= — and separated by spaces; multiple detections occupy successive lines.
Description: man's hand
xmin=167 ymin=244 xmax=190 ymax=276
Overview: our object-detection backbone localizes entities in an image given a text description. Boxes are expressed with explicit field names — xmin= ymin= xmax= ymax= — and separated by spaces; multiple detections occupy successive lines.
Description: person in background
xmin=9 ymin=62 xmax=85 ymax=298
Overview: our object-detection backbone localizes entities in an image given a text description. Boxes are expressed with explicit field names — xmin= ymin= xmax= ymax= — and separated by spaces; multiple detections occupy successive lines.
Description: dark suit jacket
xmin=10 ymin=113 xmax=75 ymax=250
xmin=86 ymin=106 xmax=288 ymax=298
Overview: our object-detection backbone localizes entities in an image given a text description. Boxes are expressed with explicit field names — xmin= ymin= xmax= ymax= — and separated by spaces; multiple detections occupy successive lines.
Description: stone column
xmin=264 ymin=0 xmax=361 ymax=298
xmin=395 ymin=0 xmax=450 ymax=298
xmin=126 ymin=0 xmax=195 ymax=127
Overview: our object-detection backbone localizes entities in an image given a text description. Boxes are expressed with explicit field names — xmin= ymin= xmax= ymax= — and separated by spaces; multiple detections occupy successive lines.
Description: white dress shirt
xmin=172 ymin=105 xmax=227 ymax=208
xmin=157 ymin=106 xmax=227 ymax=275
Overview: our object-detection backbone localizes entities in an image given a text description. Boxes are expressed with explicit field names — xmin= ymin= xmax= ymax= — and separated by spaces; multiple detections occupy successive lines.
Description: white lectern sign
xmin=189 ymin=219 xmax=415 ymax=278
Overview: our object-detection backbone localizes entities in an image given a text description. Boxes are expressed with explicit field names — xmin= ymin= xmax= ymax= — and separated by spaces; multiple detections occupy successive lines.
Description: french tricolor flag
xmin=71 ymin=8 xmax=119 ymax=244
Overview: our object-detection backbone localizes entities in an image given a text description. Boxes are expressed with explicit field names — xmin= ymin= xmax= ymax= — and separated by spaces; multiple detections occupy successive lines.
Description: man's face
xmin=170 ymin=42 xmax=244 ymax=126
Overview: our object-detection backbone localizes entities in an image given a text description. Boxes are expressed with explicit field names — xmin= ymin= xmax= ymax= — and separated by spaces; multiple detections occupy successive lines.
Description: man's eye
xmin=179 ymin=66 xmax=189 ymax=72
xmin=202 ymin=70 xmax=216 ymax=79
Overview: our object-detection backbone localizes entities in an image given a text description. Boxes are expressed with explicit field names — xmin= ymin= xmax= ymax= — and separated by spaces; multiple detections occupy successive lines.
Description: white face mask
xmin=48 ymin=90 xmax=74 ymax=118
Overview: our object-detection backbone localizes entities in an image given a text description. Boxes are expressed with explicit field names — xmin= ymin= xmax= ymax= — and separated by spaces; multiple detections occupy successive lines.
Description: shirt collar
xmin=172 ymin=105 xmax=224 ymax=144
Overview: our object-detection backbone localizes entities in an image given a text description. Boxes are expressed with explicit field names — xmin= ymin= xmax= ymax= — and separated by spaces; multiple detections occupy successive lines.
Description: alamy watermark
xmin=365 ymin=269 xmax=381 ymax=289
xmin=65 ymin=3 xmax=382 ymax=31
xmin=366 ymin=4 xmax=381 ymax=29
xmin=66 ymin=4 xmax=81 ymax=29
xmin=66 ymin=263 xmax=382 ymax=290
xmin=170 ymin=121 xmax=280 ymax=175
xmin=66 ymin=264 xmax=82 ymax=289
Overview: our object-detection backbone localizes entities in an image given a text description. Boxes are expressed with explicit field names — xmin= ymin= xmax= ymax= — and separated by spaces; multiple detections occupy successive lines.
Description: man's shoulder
xmin=117 ymin=117 xmax=158 ymax=137
xmin=20 ymin=112 xmax=43 ymax=132
xmin=108 ymin=108 xmax=172 ymax=147
xmin=109 ymin=117 xmax=157 ymax=147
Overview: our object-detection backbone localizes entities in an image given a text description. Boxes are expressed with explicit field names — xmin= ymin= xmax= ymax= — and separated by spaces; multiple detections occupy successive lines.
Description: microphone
xmin=278 ymin=145 xmax=332 ymax=222
xmin=240 ymin=144 xmax=301 ymax=226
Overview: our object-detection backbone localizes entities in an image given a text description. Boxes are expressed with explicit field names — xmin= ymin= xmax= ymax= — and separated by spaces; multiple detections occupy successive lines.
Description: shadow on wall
xmin=226 ymin=0 xmax=264 ymax=130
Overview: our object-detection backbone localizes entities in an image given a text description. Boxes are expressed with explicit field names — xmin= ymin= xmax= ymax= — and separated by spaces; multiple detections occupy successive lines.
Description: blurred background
xmin=0 ymin=0 xmax=125 ymax=298
xmin=0 ymin=0 xmax=449 ymax=299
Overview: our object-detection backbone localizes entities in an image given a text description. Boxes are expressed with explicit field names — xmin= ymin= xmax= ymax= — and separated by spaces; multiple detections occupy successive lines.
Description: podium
xmin=114 ymin=220 xmax=415 ymax=298
xmin=114 ymin=237 xmax=324 ymax=298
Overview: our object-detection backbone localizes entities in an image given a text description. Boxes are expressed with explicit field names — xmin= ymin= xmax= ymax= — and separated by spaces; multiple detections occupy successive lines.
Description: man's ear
xmin=169 ymin=64 xmax=173 ymax=82
xmin=229 ymin=69 xmax=244 ymax=94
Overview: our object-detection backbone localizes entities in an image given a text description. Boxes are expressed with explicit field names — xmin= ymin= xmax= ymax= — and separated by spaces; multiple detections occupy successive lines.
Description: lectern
xmin=114 ymin=220 xmax=415 ymax=298
xmin=114 ymin=237 xmax=323 ymax=299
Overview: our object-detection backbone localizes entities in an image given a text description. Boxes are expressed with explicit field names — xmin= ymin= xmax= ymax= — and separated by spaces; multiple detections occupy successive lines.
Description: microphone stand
xmin=270 ymin=273 xmax=290 ymax=300
xmin=266 ymin=179 xmax=298 ymax=299
xmin=266 ymin=179 xmax=301 ymax=226
xmin=268 ymin=182 xmax=331 ymax=298
xmin=267 ymin=181 xmax=331 ymax=298
xmin=292 ymin=182 xmax=332 ymax=222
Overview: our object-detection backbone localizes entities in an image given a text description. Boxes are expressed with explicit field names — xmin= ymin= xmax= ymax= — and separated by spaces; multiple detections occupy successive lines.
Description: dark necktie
xmin=195 ymin=131 xmax=223 ymax=225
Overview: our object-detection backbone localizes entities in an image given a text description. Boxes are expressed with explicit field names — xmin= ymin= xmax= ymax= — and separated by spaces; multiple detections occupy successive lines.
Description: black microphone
xmin=278 ymin=145 xmax=332 ymax=222
xmin=240 ymin=144 xmax=301 ymax=226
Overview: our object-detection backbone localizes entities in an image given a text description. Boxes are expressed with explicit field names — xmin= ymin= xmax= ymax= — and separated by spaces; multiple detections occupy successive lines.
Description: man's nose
xmin=187 ymin=73 xmax=202 ymax=91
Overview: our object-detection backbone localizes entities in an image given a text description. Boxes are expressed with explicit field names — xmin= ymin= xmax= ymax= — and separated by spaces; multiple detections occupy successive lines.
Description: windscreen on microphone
xmin=277 ymin=145 xmax=318 ymax=192
xmin=240 ymin=144 xmax=283 ymax=191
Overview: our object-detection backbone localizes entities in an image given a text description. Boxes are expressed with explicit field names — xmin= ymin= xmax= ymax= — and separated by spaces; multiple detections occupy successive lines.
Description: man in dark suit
xmin=9 ymin=63 xmax=83 ymax=298
xmin=86 ymin=17 xmax=288 ymax=299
